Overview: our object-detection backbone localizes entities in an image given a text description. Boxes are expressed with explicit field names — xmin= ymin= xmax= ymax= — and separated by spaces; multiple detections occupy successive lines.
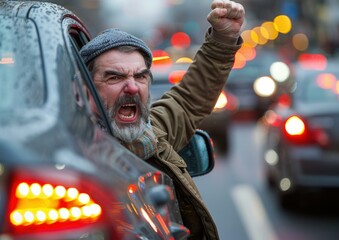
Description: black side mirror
xmin=178 ymin=129 xmax=215 ymax=177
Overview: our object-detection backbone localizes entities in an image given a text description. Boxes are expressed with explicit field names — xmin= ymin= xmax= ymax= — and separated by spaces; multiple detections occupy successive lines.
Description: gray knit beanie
xmin=80 ymin=28 xmax=152 ymax=68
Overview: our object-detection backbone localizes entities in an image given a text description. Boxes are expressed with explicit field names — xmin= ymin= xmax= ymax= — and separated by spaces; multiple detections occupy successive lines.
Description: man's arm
xmin=150 ymin=0 xmax=245 ymax=151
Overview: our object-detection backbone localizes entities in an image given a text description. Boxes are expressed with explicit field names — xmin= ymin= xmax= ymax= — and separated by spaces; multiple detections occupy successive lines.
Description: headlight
xmin=270 ymin=61 xmax=290 ymax=82
xmin=214 ymin=90 xmax=228 ymax=111
xmin=253 ymin=76 xmax=276 ymax=97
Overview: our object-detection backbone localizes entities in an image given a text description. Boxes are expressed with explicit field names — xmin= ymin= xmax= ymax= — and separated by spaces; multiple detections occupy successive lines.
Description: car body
xmin=0 ymin=1 xmax=214 ymax=239
xmin=150 ymin=62 xmax=238 ymax=156
xmin=262 ymin=57 xmax=339 ymax=208
xmin=227 ymin=49 xmax=293 ymax=119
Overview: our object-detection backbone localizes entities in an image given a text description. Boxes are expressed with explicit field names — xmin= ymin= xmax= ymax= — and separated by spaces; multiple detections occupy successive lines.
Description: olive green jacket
xmin=148 ymin=28 xmax=242 ymax=239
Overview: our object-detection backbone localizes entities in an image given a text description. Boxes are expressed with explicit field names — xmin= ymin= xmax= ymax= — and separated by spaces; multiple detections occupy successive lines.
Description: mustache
xmin=115 ymin=95 xmax=141 ymax=108
xmin=109 ymin=95 xmax=150 ymax=122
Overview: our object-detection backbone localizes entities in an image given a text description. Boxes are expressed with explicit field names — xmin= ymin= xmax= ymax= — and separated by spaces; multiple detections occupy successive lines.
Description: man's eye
xmin=107 ymin=76 xmax=122 ymax=83
xmin=111 ymin=76 xmax=121 ymax=80
xmin=135 ymin=74 xmax=148 ymax=81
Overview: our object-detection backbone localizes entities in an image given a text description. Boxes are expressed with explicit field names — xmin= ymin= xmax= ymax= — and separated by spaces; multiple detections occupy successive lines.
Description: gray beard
xmin=107 ymin=95 xmax=150 ymax=143
xmin=110 ymin=117 xmax=147 ymax=143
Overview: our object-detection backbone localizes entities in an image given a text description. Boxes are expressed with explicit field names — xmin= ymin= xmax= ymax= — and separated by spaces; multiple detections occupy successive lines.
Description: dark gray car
xmin=262 ymin=57 xmax=339 ymax=209
xmin=0 ymin=1 xmax=214 ymax=239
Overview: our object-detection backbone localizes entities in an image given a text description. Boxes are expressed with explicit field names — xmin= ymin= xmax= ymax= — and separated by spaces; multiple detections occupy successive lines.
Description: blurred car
xmin=262 ymin=56 xmax=339 ymax=209
xmin=0 ymin=1 xmax=215 ymax=239
xmin=150 ymin=62 xmax=238 ymax=156
xmin=227 ymin=49 xmax=293 ymax=119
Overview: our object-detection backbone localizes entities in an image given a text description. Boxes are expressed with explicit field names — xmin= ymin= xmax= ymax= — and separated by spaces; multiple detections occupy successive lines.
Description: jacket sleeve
xmin=150 ymin=27 xmax=242 ymax=151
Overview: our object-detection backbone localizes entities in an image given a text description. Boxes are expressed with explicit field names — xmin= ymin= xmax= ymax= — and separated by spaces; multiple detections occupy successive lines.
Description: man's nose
xmin=123 ymin=79 xmax=139 ymax=95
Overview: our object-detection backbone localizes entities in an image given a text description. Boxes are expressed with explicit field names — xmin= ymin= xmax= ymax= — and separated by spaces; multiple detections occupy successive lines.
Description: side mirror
xmin=178 ymin=129 xmax=215 ymax=177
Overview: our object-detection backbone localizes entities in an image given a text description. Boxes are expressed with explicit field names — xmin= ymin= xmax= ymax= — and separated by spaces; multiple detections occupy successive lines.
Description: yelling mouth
xmin=117 ymin=103 xmax=138 ymax=122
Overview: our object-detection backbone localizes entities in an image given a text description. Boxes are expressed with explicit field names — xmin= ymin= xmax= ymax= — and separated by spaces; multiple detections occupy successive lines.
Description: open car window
xmin=62 ymin=21 xmax=114 ymax=135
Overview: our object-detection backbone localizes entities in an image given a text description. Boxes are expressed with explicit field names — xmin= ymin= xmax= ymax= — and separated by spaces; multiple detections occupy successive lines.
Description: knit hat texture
xmin=80 ymin=28 xmax=152 ymax=68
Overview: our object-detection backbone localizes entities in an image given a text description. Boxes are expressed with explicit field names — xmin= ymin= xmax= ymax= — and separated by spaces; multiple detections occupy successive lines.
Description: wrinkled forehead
xmin=94 ymin=49 xmax=147 ymax=72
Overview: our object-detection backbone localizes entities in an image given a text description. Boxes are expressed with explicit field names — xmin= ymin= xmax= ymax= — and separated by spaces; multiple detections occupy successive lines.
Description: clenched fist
xmin=207 ymin=0 xmax=245 ymax=39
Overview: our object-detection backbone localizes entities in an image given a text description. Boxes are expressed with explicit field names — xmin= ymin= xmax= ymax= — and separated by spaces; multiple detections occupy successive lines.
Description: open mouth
xmin=117 ymin=104 xmax=138 ymax=122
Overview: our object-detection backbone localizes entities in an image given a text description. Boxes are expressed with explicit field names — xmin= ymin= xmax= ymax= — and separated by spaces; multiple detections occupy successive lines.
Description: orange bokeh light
xmin=152 ymin=50 xmax=172 ymax=66
xmin=233 ymin=52 xmax=246 ymax=69
xmin=168 ymin=70 xmax=186 ymax=84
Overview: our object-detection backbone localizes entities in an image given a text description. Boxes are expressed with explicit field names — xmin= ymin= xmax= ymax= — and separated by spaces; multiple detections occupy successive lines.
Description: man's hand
xmin=207 ymin=0 xmax=245 ymax=39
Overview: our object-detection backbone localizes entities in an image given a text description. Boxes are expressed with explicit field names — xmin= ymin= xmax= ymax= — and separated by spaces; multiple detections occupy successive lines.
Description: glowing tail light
xmin=285 ymin=116 xmax=305 ymax=136
xmin=5 ymin=168 xmax=107 ymax=236
xmin=283 ymin=115 xmax=329 ymax=146
xmin=10 ymin=182 xmax=101 ymax=227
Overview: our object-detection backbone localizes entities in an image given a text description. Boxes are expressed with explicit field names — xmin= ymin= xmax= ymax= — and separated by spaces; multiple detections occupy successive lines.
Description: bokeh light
xmin=285 ymin=116 xmax=305 ymax=136
xmin=251 ymin=27 xmax=268 ymax=45
xmin=233 ymin=52 xmax=247 ymax=69
xmin=274 ymin=15 xmax=292 ymax=34
xmin=168 ymin=70 xmax=186 ymax=84
xmin=270 ymin=61 xmax=290 ymax=82
xmin=316 ymin=73 xmax=337 ymax=89
xmin=253 ymin=76 xmax=276 ymax=97
xmin=298 ymin=53 xmax=327 ymax=70
xmin=171 ymin=32 xmax=191 ymax=49
xmin=292 ymin=33 xmax=309 ymax=51
xmin=152 ymin=50 xmax=172 ymax=66
xmin=175 ymin=57 xmax=193 ymax=63
xmin=237 ymin=43 xmax=256 ymax=61
xmin=241 ymin=30 xmax=257 ymax=48
xmin=261 ymin=21 xmax=279 ymax=40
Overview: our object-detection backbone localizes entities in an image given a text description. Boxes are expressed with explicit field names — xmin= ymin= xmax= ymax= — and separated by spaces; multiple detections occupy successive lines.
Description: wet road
xmin=194 ymin=120 xmax=339 ymax=240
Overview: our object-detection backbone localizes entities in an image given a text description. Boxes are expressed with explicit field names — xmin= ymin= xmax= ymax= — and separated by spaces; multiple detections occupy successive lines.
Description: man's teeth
xmin=119 ymin=104 xmax=136 ymax=119
xmin=119 ymin=113 xmax=134 ymax=119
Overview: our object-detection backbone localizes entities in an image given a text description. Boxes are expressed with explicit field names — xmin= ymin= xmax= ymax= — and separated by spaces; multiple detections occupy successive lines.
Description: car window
xmin=298 ymin=72 xmax=339 ymax=104
xmin=0 ymin=16 xmax=45 ymax=111
xmin=62 ymin=22 xmax=114 ymax=135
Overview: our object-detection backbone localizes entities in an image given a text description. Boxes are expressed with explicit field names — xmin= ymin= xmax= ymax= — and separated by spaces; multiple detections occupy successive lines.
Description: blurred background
xmin=51 ymin=0 xmax=339 ymax=57
xmin=47 ymin=0 xmax=339 ymax=239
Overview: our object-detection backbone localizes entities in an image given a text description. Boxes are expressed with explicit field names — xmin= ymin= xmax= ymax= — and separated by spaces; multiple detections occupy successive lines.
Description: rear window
xmin=0 ymin=16 xmax=45 ymax=111
xmin=296 ymin=71 xmax=339 ymax=104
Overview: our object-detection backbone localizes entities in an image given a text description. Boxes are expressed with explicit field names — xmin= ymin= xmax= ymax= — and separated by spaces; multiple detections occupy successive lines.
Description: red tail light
xmin=283 ymin=115 xmax=329 ymax=146
xmin=4 ymin=167 xmax=110 ymax=236
xmin=10 ymin=183 xmax=101 ymax=226
xmin=285 ymin=116 xmax=305 ymax=136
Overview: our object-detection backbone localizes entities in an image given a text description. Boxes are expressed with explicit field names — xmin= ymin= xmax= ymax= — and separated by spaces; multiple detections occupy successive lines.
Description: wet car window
xmin=0 ymin=16 xmax=45 ymax=110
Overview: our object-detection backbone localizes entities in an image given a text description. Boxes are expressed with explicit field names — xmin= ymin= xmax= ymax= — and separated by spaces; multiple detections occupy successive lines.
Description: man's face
xmin=92 ymin=49 xmax=151 ymax=142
